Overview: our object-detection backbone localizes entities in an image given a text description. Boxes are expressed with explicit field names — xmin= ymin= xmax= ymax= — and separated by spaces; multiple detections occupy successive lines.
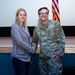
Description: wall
xmin=0 ymin=0 xmax=75 ymax=27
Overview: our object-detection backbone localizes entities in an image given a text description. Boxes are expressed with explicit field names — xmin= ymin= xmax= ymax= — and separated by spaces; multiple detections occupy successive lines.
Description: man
xmin=32 ymin=7 xmax=65 ymax=75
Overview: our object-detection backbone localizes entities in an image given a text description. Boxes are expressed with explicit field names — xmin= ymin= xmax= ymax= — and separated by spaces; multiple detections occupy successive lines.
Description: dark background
xmin=0 ymin=26 xmax=75 ymax=37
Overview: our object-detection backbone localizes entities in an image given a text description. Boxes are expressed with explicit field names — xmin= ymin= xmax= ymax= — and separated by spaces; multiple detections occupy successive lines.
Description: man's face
xmin=38 ymin=9 xmax=49 ymax=22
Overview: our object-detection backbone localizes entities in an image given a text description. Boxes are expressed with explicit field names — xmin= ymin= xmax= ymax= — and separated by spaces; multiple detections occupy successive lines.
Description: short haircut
xmin=38 ymin=7 xmax=49 ymax=14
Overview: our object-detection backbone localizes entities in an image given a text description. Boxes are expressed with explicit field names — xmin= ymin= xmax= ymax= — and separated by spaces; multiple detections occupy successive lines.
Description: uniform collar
xmin=40 ymin=20 xmax=50 ymax=30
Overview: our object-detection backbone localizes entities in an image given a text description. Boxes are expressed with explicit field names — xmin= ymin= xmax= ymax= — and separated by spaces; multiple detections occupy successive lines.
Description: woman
xmin=11 ymin=8 xmax=35 ymax=75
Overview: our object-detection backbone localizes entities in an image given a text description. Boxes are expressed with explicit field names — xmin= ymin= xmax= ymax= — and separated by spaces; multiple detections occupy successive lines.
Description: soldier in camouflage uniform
xmin=32 ymin=7 xmax=65 ymax=75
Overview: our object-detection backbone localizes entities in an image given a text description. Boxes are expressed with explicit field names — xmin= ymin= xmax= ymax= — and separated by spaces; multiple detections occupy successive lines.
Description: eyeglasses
xmin=38 ymin=12 xmax=49 ymax=15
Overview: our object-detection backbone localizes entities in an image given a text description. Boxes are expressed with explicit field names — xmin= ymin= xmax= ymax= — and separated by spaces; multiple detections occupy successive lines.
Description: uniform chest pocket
xmin=38 ymin=31 xmax=48 ymax=41
xmin=47 ymin=29 xmax=57 ymax=40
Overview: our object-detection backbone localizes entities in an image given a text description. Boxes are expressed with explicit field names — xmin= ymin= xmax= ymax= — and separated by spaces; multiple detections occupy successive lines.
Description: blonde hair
xmin=15 ymin=8 xmax=27 ymax=28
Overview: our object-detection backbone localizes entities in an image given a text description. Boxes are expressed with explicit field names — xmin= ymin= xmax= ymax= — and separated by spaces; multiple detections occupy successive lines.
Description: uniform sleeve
xmin=55 ymin=22 xmax=65 ymax=57
xmin=31 ymin=27 xmax=39 ymax=52
xmin=11 ymin=24 xmax=34 ymax=53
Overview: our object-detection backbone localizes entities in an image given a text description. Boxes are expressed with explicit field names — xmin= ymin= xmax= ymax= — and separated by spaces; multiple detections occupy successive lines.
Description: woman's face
xmin=17 ymin=10 xmax=26 ymax=25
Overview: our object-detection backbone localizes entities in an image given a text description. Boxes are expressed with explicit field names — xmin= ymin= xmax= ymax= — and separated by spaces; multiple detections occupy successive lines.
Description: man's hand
xmin=54 ymin=55 xmax=61 ymax=63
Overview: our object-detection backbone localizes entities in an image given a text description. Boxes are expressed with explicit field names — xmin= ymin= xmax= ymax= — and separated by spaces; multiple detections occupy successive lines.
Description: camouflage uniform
xmin=32 ymin=20 xmax=65 ymax=75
